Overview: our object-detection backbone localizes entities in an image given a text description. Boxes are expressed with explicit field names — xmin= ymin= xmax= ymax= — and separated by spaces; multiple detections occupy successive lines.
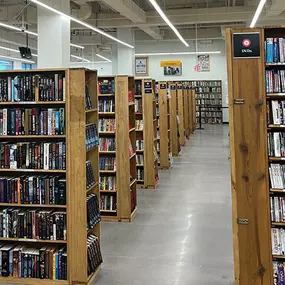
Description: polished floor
xmin=96 ymin=125 xmax=233 ymax=285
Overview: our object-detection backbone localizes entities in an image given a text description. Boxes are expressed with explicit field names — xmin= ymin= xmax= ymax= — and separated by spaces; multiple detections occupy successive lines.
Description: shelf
xmin=87 ymin=266 xmax=101 ymax=285
xmin=0 ymin=135 xmax=66 ymax=139
xmin=98 ymin=112 xmax=115 ymax=115
xmin=130 ymin=179 xmax=137 ymax=187
xmin=129 ymin=127 xmax=136 ymax=132
xmin=137 ymin=180 xmax=144 ymax=183
xmin=98 ymin=94 xmax=114 ymax=97
xmin=0 ymin=101 xmax=65 ymax=105
xmin=87 ymin=182 xmax=99 ymax=193
xmin=136 ymin=164 xmax=144 ymax=167
xmin=136 ymin=129 xmax=143 ymax=132
xmin=273 ymin=255 xmax=285 ymax=260
xmin=0 ymin=203 xmax=66 ymax=208
xmin=100 ymin=170 xmax=116 ymax=174
xmin=86 ymin=145 xmax=98 ymax=153
xmin=0 ymin=237 xmax=67 ymax=244
xmin=270 ymin=188 xmax=285 ymax=193
xmin=266 ymin=63 xmax=285 ymax=66
xmin=99 ymin=131 xmax=115 ymax=135
xmin=269 ymin=157 xmax=285 ymax=161
xmin=272 ymin=222 xmax=285 ymax=226
xmin=86 ymin=108 xmax=98 ymax=113
xmin=99 ymin=151 xmax=116 ymax=154
xmin=0 ymin=276 xmax=68 ymax=285
xmin=136 ymin=149 xmax=144 ymax=153
xmin=267 ymin=93 xmax=285 ymax=98
xmin=0 ymin=168 xmax=66 ymax=173
xmin=100 ymin=190 xmax=117 ymax=193
xmin=130 ymin=153 xmax=136 ymax=160
xmin=129 ymin=102 xmax=135 ymax=106
xmin=100 ymin=209 xmax=117 ymax=213
xmin=268 ymin=124 xmax=285 ymax=129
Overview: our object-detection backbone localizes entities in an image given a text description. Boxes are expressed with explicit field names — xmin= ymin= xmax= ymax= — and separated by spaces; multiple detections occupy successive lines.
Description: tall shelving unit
xmin=169 ymin=82 xmax=179 ymax=156
xmin=135 ymin=78 xmax=159 ymax=189
xmin=98 ymin=75 xmax=137 ymax=222
xmin=157 ymin=81 xmax=171 ymax=169
xmin=192 ymin=89 xmax=197 ymax=131
xmin=192 ymin=80 xmax=223 ymax=124
xmin=177 ymin=83 xmax=185 ymax=146
xmin=0 ymin=68 xmax=102 ymax=285
xmin=183 ymin=83 xmax=190 ymax=139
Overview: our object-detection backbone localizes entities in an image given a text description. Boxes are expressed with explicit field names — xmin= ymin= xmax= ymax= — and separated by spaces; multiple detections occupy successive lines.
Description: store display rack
xmin=176 ymin=83 xmax=186 ymax=146
xmin=135 ymin=78 xmax=159 ymax=189
xmin=98 ymin=75 xmax=137 ymax=222
xmin=0 ymin=68 xmax=102 ymax=285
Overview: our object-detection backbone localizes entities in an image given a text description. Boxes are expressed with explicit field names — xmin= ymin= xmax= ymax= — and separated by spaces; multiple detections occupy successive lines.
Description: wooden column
xmin=169 ymin=83 xmax=179 ymax=156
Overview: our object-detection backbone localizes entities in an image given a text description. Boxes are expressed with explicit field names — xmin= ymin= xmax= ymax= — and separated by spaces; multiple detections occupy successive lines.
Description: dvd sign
xmin=233 ymin=33 xmax=260 ymax=58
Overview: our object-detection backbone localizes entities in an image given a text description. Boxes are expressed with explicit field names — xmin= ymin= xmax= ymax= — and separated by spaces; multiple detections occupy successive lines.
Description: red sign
xmin=194 ymin=65 xmax=201 ymax=72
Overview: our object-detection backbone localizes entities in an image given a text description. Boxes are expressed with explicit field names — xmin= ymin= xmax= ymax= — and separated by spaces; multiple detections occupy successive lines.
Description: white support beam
xmin=139 ymin=26 xmax=163 ymax=40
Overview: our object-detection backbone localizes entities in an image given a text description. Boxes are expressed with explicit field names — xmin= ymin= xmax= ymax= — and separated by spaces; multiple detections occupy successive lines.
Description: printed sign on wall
xmin=135 ymin=57 xmax=149 ymax=76
xmin=197 ymin=55 xmax=210 ymax=71
xmin=233 ymin=33 xmax=260 ymax=58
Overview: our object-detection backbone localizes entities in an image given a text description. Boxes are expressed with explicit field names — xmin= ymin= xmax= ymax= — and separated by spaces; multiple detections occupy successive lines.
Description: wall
xmin=69 ymin=61 xmax=112 ymax=75
xmin=135 ymin=40 xmax=229 ymax=122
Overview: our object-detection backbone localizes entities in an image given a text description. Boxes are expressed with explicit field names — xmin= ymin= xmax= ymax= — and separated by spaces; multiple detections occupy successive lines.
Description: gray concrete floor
xmin=96 ymin=125 xmax=233 ymax=285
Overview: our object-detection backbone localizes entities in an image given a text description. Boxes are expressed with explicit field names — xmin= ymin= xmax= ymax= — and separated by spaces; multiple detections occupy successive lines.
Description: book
xmin=86 ymin=161 xmax=96 ymax=190
xmin=99 ymin=138 xmax=116 ymax=152
xmin=99 ymin=156 xmax=116 ymax=171
xmin=266 ymin=38 xmax=274 ymax=63
xmin=98 ymin=79 xmax=115 ymax=95
xmin=100 ymin=195 xmax=117 ymax=211
xmin=98 ymin=119 xmax=116 ymax=132
xmin=98 ymin=99 xmax=115 ymax=113
xmin=99 ymin=176 xmax=116 ymax=191
xmin=86 ymin=124 xmax=99 ymax=151
xmin=86 ymin=194 xmax=101 ymax=231
xmin=87 ymin=234 xmax=102 ymax=276
xmin=85 ymin=86 xmax=93 ymax=110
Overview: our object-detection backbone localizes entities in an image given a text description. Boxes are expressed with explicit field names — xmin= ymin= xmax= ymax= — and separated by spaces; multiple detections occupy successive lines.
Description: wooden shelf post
xmin=177 ymin=83 xmax=185 ymax=146
xmin=169 ymin=83 xmax=179 ymax=156
xmin=183 ymin=83 xmax=190 ymax=139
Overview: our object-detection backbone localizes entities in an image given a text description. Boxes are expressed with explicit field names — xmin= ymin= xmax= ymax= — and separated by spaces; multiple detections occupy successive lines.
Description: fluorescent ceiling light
xmin=135 ymin=51 xmax=221 ymax=56
xmin=71 ymin=61 xmax=111 ymax=64
xmin=71 ymin=54 xmax=90 ymax=62
xmin=148 ymin=0 xmax=189 ymax=47
xmin=0 ymin=45 xmax=38 ymax=57
xmin=0 ymin=54 xmax=35 ymax=64
xmin=70 ymin=43 xmax=85 ymax=49
xmin=30 ymin=0 xmax=134 ymax=49
xmin=250 ymin=0 xmax=266 ymax=28
xmin=96 ymin=53 xmax=112 ymax=62
xmin=0 ymin=21 xmax=84 ymax=50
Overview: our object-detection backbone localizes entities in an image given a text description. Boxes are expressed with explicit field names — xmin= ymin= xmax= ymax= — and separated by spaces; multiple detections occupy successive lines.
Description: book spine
xmin=267 ymin=38 xmax=274 ymax=63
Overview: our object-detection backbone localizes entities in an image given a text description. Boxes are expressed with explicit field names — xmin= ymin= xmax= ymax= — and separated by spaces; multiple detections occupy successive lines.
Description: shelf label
xmin=233 ymin=33 xmax=260 ymax=58
xmin=19 ymin=238 xmax=37 ymax=242
xmin=145 ymin=89 xmax=152 ymax=94
xmin=144 ymin=82 xmax=152 ymax=89
xmin=170 ymin=85 xmax=176 ymax=90
xmin=160 ymin=84 xmax=166 ymax=89
xmin=177 ymin=85 xmax=182 ymax=90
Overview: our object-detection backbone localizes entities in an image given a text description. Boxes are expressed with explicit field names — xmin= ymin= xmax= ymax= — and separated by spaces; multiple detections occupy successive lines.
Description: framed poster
xmin=163 ymin=64 xmax=182 ymax=76
xmin=197 ymin=55 xmax=210 ymax=71
xmin=135 ymin=57 xmax=149 ymax=76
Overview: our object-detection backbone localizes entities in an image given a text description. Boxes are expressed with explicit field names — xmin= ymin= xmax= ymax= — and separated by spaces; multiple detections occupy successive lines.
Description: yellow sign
xmin=160 ymin=60 xmax=181 ymax=67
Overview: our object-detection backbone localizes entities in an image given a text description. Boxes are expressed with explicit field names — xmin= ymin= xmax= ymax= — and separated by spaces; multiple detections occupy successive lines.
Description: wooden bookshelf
xmin=0 ymin=68 xmax=101 ymax=285
xmin=157 ymin=81 xmax=171 ymax=169
xmin=192 ymin=89 xmax=197 ymax=130
xmin=169 ymin=83 xmax=179 ymax=156
xmin=226 ymin=27 xmax=278 ymax=284
xmin=187 ymin=86 xmax=194 ymax=134
xmin=98 ymin=75 xmax=137 ymax=222
xmin=176 ymin=83 xmax=185 ymax=146
xmin=183 ymin=83 xmax=190 ymax=139
xmin=135 ymin=78 xmax=159 ymax=189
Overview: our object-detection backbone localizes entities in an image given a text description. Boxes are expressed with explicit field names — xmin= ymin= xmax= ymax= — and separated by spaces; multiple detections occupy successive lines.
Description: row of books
xmin=99 ymin=176 xmax=116 ymax=191
xmin=266 ymin=37 xmax=285 ymax=63
xmin=196 ymin=117 xmax=222 ymax=124
xmin=98 ymin=79 xmax=115 ymax=95
xmin=98 ymin=100 xmax=115 ymax=113
xmin=0 ymin=108 xmax=65 ymax=136
xmin=196 ymin=99 xmax=222 ymax=106
xmin=136 ymin=140 xmax=144 ymax=150
xmin=269 ymin=164 xmax=285 ymax=189
xmin=0 ymin=209 xmax=66 ymax=241
xmin=98 ymin=119 xmax=115 ymax=132
xmin=99 ymin=138 xmax=116 ymax=152
xmin=135 ymin=120 xmax=143 ymax=131
xmin=87 ymin=235 xmax=102 ymax=276
xmin=136 ymin=154 xmax=144 ymax=165
xmin=135 ymin=99 xmax=143 ymax=113
xmin=85 ymin=86 xmax=93 ymax=110
xmin=195 ymin=87 xmax=221 ymax=93
xmin=269 ymin=100 xmax=285 ymax=125
xmin=86 ymin=161 xmax=96 ymax=190
xmin=86 ymin=124 xmax=99 ymax=151
xmin=266 ymin=70 xmax=285 ymax=94
xmin=99 ymin=156 xmax=116 ymax=171
xmin=86 ymin=194 xmax=101 ymax=231
xmin=196 ymin=111 xmax=222 ymax=118
xmin=271 ymin=196 xmax=285 ymax=222
xmin=268 ymin=132 xmax=285 ymax=157
xmin=0 ymin=74 xmax=65 ymax=102
xmin=272 ymin=228 xmax=285 ymax=255
xmin=100 ymin=195 xmax=116 ymax=211
xmin=128 ymin=138 xmax=135 ymax=157
xmin=0 ymin=244 xmax=67 ymax=279
xmin=273 ymin=262 xmax=285 ymax=284
xmin=137 ymin=169 xmax=144 ymax=181
xmin=0 ymin=175 xmax=66 ymax=205
xmin=196 ymin=93 xmax=222 ymax=99
xmin=191 ymin=81 xmax=221 ymax=88
xmin=0 ymin=142 xmax=66 ymax=170
xmin=135 ymin=81 xmax=143 ymax=96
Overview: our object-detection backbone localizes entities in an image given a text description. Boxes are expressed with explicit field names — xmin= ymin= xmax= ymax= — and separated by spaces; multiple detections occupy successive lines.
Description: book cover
xmin=267 ymin=38 xmax=274 ymax=63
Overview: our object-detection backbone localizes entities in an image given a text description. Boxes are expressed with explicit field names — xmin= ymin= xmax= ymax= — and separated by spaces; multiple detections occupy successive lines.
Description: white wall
xmin=135 ymin=40 xmax=229 ymax=122
xmin=69 ymin=62 xmax=112 ymax=75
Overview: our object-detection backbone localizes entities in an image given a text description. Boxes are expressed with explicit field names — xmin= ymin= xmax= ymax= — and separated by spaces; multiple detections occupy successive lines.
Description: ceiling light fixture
xmin=70 ymin=54 xmax=91 ymax=62
xmin=30 ymin=0 xmax=134 ymax=49
xmin=0 ymin=45 xmax=38 ymax=57
xmin=0 ymin=54 xmax=35 ymax=64
xmin=0 ymin=21 xmax=84 ymax=50
xmin=148 ymin=0 xmax=189 ymax=47
xmin=250 ymin=0 xmax=266 ymax=28
xmin=96 ymin=53 xmax=112 ymax=62
xmin=135 ymin=51 xmax=221 ymax=56
xmin=71 ymin=61 xmax=111 ymax=64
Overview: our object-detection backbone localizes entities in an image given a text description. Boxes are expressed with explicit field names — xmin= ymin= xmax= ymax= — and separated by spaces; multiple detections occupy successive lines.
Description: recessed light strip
xmin=250 ymin=0 xmax=266 ymax=28
xmin=135 ymin=51 xmax=221 ymax=56
xmin=0 ymin=54 xmax=35 ymax=64
xmin=148 ymin=0 xmax=189 ymax=47
xmin=0 ymin=22 xmax=84 ymax=50
xmin=70 ymin=54 xmax=91 ymax=62
xmin=30 ymin=0 xmax=134 ymax=49
xmin=96 ymin=54 xmax=112 ymax=62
